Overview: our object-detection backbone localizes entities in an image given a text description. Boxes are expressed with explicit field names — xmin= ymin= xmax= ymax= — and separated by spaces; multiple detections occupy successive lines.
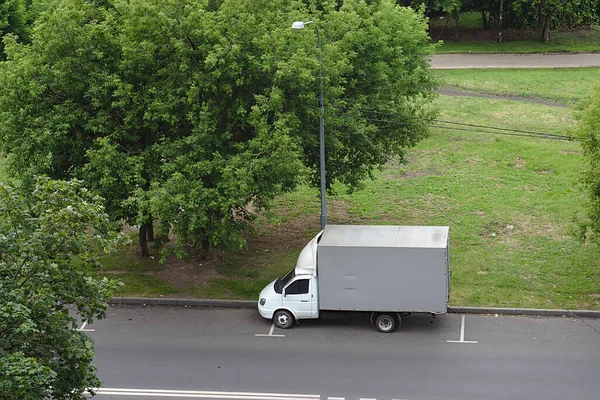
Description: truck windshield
xmin=274 ymin=268 xmax=295 ymax=294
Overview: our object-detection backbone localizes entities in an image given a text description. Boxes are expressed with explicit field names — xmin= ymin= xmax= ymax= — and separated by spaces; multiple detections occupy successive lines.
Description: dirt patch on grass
xmin=558 ymin=149 xmax=580 ymax=155
xmin=397 ymin=169 xmax=441 ymax=179
xmin=439 ymin=87 xmax=570 ymax=108
xmin=148 ymin=255 xmax=220 ymax=291
xmin=481 ymin=222 xmax=516 ymax=239
xmin=139 ymin=198 xmax=354 ymax=290
xmin=502 ymin=217 xmax=571 ymax=241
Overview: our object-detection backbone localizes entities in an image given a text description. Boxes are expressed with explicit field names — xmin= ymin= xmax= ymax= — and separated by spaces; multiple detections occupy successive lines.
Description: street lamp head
xmin=292 ymin=20 xmax=313 ymax=30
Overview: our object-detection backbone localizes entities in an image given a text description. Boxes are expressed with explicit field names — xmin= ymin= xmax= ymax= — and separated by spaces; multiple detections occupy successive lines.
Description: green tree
xmin=0 ymin=177 xmax=121 ymax=400
xmin=0 ymin=0 xmax=437 ymax=258
xmin=0 ymin=0 xmax=28 ymax=57
xmin=574 ymin=84 xmax=600 ymax=244
xmin=435 ymin=0 xmax=464 ymax=41
xmin=510 ymin=0 xmax=600 ymax=42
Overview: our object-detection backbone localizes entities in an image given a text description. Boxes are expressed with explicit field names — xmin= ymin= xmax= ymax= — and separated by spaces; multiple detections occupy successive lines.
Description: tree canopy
xmin=574 ymin=84 xmax=600 ymax=244
xmin=0 ymin=0 xmax=29 ymax=57
xmin=402 ymin=0 xmax=600 ymax=42
xmin=0 ymin=177 xmax=121 ymax=400
xmin=0 ymin=0 xmax=438 ymax=257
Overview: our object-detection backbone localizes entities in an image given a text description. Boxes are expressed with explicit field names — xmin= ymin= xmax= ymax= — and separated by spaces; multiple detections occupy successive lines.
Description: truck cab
xmin=257 ymin=232 xmax=322 ymax=328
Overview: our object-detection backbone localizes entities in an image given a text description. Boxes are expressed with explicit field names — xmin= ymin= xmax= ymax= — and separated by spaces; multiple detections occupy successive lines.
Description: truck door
xmin=283 ymin=278 xmax=312 ymax=318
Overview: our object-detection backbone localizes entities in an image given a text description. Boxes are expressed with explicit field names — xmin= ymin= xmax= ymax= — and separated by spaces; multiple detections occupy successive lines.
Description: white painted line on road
xmin=96 ymin=393 xmax=316 ymax=399
xmin=93 ymin=388 xmax=319 ymax=399
xmin=77 ymin=321 xmax=95 ymax=332
xmin=327 ymin=397 xmax=345 ymax=400
xmin=359 ymin=398 xmax=377 ymax=400
xmin=255 ymin=322 xmax=285 ymax=338
xmin=447 ymin=315 xmax=477 ymax=344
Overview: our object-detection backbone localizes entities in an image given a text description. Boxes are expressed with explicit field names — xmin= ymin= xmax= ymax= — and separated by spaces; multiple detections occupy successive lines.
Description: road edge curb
xmin=108 ymin=297 xmax=600 ymax=318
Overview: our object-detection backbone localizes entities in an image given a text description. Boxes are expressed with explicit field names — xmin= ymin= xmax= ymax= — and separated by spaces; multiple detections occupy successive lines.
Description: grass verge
xmin=429 ymin=12 xmax=600 ymax=54
xmin=434 ymin=30 xmax=600 ymax=54
xmin=435 ymin=68 xmax=600 ymax=105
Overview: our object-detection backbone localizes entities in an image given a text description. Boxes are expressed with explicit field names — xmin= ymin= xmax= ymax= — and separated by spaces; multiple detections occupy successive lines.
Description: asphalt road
xmin=431 ymin=53 xmax=600 ymax=69
xmin=85 ymin=305 xmax=600 ymax=400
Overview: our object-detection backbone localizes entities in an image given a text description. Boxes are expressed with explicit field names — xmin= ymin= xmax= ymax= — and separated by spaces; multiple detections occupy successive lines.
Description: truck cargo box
xmin=317 ymin=225 xmax=450 ymax=313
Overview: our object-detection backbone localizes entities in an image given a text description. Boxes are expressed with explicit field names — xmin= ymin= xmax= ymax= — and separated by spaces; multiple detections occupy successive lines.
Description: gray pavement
xmin=87 ymin=305 xmax=600 ymax=400
xmin=431 ymin=53 xmax=600 ymax=69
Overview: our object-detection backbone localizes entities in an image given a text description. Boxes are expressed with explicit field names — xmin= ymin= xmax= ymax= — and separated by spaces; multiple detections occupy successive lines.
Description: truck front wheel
xmin=374 ymin=313 xmax=397 ymax=333
xmin=273 ymin=310 xmax=294 ymax=329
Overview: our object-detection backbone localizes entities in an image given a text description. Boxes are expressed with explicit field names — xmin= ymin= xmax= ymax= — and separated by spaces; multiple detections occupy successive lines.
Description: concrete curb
xmin=108 ymin=297 xmax=600 ymax=318
xmin=447 ymin=306 xmax=600 ymax=318
xmin=109 ymin=297 xmax=256 ymax=308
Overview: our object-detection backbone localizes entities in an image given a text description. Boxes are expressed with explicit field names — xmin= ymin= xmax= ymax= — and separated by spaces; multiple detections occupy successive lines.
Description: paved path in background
xmin=431 ymin=53 xmax=600 ymax=69
xmin=88 ymin=306 xmax=600 ymax=400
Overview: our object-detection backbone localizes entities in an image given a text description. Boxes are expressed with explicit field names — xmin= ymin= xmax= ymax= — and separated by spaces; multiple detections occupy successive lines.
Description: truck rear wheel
xmin=374 ymin=313 xmax=397 ymax=333
xmin=273 ymin=310 xmax=294 ymax=329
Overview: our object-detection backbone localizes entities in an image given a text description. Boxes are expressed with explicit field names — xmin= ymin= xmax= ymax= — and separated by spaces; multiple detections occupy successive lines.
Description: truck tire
xmin=273 ymin=310 xmax=294 ymax=329
xmin=374 ymin=313 xmax=396 ymax=333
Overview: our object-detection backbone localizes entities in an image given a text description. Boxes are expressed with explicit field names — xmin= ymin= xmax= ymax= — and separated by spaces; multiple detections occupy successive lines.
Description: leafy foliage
xmin=0 ymin=177 xmax=121 ymax=400
xmin=0 ymin=0 xmax=437 ymax=257
xmin=573 ymin=83 xmax=600 ymax=244
xmin=0 ymin=0 xmax=28 ymax=58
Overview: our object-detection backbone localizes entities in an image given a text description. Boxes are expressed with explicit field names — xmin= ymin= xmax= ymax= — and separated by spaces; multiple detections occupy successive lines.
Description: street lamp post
xmin=292 ymin=20 xmax=327 ymax=231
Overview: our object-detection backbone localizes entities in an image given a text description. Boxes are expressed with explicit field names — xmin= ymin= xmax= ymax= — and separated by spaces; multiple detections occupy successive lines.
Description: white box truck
xmin=258 ymin=225 xmax=450 ymax=333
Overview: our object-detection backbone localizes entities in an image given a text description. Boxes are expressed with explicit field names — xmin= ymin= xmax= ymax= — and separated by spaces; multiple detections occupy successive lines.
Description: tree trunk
xmin=436 ymin=15 xmax=451 ymax=41
xmin=540 ymin=8 xmax=552 ymax=43
xmin=139 ymin=222 xmax=150 ymax=257
xmin=195 ymin=227 xmax=211 ymax=260
xmin=147 ymin=216 xmax=154 ymax=242
xmin=498 ymin=0 xmax=504 ymax=43
xmin=481 ymin=10 xmax=489 ymax=30
xmin=454 ymin=13 xmax=460 ymax=42
xmin=201 ymin=237 xmax=210 ymax=260
xmin=538 ymin=0 xmax=545 ymax=30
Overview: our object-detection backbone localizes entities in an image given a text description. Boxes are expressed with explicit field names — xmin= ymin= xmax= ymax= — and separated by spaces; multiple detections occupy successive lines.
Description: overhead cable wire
xmin=337 ymin=114 xmax=572 ymax=141
xmin=330 ymin=106 xmax=572 ymax=141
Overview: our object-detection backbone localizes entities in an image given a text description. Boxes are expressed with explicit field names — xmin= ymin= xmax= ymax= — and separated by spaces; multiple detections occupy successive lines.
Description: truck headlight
xmin=259 ymin=298 xmax=266 ymax=306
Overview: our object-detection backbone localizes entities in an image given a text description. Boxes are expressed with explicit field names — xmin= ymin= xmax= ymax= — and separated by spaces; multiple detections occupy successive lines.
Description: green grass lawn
xmin=435 ymin=30 xmax=600 ymax=54
xmin=435 ymin=68 xmax=600 ymax=105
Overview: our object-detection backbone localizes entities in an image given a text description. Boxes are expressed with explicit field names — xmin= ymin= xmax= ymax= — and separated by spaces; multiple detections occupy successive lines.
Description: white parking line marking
xmin=447 ymin=315 xmax=477 ymax=344
xmin=77 ymin=321 xmax=95 ymax=332
xmin=92 ymin=388 xmax=319 ymax=399
xmin=255 ymin=322 xmax=285 ymax=337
